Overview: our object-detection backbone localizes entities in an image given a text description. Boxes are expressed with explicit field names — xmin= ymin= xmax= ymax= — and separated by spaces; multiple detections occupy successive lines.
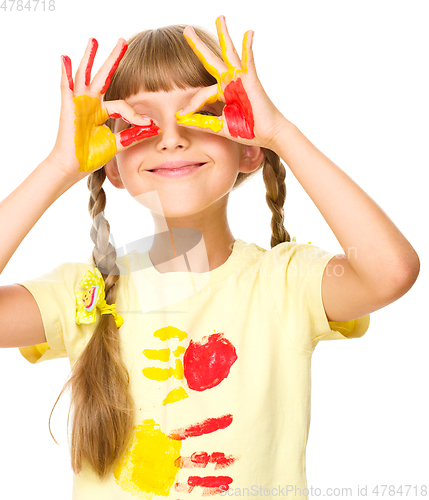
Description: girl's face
xmin=108 ymin=87 xmax=263 ymax=220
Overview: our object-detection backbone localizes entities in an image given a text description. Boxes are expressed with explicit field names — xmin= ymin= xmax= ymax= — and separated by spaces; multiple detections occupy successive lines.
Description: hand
xmin=175 ymin=16 xmax=284 ymax=150
xmin=50 ymin=38 xmax=160 ymax=178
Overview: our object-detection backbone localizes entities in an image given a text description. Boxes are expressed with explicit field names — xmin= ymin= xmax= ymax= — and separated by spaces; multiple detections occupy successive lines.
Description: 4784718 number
xmin=0 ymin=0 xmax=55 ymax=11
xmin=372 ymin=484 xmax=427 ymax=496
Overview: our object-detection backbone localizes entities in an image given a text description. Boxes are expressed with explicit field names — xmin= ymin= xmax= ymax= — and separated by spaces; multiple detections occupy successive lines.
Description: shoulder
xmin=263 ymin=240 xmax=336 ymax=279
xmin=234 ymin=239 xmax=336 ymax=286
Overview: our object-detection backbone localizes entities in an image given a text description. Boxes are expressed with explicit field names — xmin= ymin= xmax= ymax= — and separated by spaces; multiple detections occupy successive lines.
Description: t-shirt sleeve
xmin=266 ymin=241 xmax=370 ymax=351
xmin=16 ymin=262 xmax=98 ymax=365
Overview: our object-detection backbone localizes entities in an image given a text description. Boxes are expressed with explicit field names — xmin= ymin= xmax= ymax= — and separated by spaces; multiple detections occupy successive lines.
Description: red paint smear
xmin=188 ymin=476 xmax=233 ymax=488
xmin=183 ymin=333 xmax=237 ymax=391
xmin=192 ymin=451 xmax=210 ymax=465
xmin=84 ymin=38 xmax=98 ymax=86
xmin=169 ymin=414 xmax=233 ymax=440
xmin=109 ymin=112 xmax=132 ymax=125
xmin=175 ymin=451 xmax=237 ymax=469
xmin=62 ymin=55 xmax=73 ymax=92
xmin=100 ymin=41 xmax=128 ymax=95
xmin=119 ymin=122 xmax=160 ymax=147
xmin=223 ymin=78 xmax=255 ymax=139
xmin=210 ymin=452 xmax=236 ymax=469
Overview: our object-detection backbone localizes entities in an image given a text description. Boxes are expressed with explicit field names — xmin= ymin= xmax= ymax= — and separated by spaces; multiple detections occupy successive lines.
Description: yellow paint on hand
xmin=184 ymin=33 xmax=221 ymax=82
xmin=242 ymin=31 xmax=250 ymax=73
xmin=73 ymin=95 xmax=117 ymax=172
xmin=143 ymin=348 xmax=170 ymax=362
xmin=154 ymin=326 xmax=188 ymax=342
xmin=179 ymin=16 xmax=251 ymax=133
xmin=215 ymin=16 xmax=236 ymax=81
xmin=114 ymin=419 xmax=181 ymax=499
xmin=162 ymin=386 xmax=189 ymax=406
xmin=175 ymin=111 xmax=224 ymax=133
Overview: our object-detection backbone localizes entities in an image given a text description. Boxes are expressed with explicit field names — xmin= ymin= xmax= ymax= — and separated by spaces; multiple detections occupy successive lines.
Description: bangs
xmin=105 ymin=25 xmax=220 ymax=102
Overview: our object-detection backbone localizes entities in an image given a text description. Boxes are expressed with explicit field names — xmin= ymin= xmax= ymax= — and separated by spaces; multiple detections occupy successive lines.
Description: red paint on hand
xmin=184 ymin=333 xmax=237 ymax=391
xmin=62 ymin=55 xmax=73 ymax=92
xmin=109 ymin=112 xmax=131 ymax=124
xmin=119 ymin=121 xmax=160 ymax=147
xmin=84 ymin=38 xmax=98 ymax=86
xmin=223 ymin=78 xmax=255 ymax=139
xmin=100 ymin=41 xmax=128 ymax=95
xmin=169 ymin=414 xmax=233 ymax=440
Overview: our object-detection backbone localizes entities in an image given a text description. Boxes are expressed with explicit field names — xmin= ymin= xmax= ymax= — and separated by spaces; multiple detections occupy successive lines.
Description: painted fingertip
xmin=84 ymin=38 xmax=99 ymax=86
xmin=61 ymin=55 xmax=74 ymax=91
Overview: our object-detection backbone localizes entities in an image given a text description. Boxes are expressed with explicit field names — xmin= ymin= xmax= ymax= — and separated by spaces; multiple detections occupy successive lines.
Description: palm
xmin=176 ymin=16 xmax=282 ymax=149
xmin=55 ymin=38 xmax=159 ymax=176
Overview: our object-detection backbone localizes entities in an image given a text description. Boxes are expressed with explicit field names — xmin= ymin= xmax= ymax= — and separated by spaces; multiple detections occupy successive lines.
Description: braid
xmin=48 ymin=167 xmax=135 ymax=479
xmin=87 ymin=168 xmax=120 ymax=285
xmin=261 ymin=149 xmax=291 ymax=248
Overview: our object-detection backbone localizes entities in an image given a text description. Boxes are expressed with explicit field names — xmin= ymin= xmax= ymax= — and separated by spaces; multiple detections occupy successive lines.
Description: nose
xmin=155 ymin=115 xmax=191 ymax=152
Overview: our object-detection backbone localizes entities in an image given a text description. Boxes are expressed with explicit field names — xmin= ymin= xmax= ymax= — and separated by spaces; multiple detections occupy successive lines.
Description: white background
xmin=0 ymin=0 xmax=428 ymax=498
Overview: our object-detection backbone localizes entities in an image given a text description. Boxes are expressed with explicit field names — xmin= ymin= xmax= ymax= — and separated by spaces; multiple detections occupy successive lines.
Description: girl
xmin=0 ymin=16 xmax=420 ymax=500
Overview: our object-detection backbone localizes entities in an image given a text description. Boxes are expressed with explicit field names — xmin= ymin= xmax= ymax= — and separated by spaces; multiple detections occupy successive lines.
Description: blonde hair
xmin=50 ymin=24 xmax=291 ymax=480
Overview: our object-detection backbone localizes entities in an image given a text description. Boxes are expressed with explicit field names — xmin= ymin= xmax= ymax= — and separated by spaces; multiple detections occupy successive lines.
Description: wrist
xmin=264 ymin=112 xmax=297 ymax=155
xmin=39 ymin=155 xmax=86 ymax=194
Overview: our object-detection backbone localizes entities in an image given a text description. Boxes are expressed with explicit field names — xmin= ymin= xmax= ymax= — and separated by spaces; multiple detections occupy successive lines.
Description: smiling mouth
xmin=149 ymin=163 xmax=205 ymax=172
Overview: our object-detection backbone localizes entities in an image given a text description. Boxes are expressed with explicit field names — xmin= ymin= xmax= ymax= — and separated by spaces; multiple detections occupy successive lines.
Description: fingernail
xmin=139 ymin=117 xmax=153 ymax=125
xmin=132 ymin=115 xmax=152 ymax=125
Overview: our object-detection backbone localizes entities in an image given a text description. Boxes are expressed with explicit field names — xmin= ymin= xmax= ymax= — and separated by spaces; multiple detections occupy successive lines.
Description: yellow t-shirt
xmin=17 ymin=239 xmax=369 ymax=500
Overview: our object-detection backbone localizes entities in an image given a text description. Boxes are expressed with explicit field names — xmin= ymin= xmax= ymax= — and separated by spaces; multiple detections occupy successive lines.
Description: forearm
xmin=272 ymin=117 xmax=420 ymax=291
xmin=0 ymin=158 xmax=78 ymax=275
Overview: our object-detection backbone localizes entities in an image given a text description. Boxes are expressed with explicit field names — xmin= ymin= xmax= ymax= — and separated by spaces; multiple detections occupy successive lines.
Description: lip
xmin=149 ymin=163 xmax=206 ymax=177
xmin=146 ymin=160 xmax=207 ymax=178
xmin=148 ymin=161 xmax=205 ymax=171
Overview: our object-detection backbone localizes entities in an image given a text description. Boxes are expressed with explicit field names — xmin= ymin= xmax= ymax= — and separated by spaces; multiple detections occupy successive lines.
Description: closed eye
xmin=195 ymin=110 xmax=218 ymax=116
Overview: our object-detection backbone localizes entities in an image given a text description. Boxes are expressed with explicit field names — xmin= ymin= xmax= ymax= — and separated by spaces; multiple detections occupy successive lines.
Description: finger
xmin=104 ymin=100 xmax=154 ymax=127
xmin=215 ymin=15 xmax=242 ymax=74
xmin=90 ymin=38 xmax=128 ymax=95
xmin=175 ymin=84 xmax=224 ymax=133
xmin=242 ymin=29 xmax=256 ymax=76
xmin=176 ymin=112 xmax=224 ymax=134
xmin=74 ymin=37 xmax=99 ymax=95
xmin=115 ymin=122 xmax=160 ymax=151
xmin=183 ymin=26 xmax=228 ymax=82
xmin=176 ymin=84 xmax=220 ymax=117
xmin=60 ymin=55 xmax=74 ymax=94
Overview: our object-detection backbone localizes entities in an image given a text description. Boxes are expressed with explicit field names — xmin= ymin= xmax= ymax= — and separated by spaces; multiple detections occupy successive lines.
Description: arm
xmin=178 ymin=16 xmax=420 ymax=323
xmin=270 ymin=120 xmax=420 ymax=322
xmin=0 ymin=38 xmax=158 ymax=348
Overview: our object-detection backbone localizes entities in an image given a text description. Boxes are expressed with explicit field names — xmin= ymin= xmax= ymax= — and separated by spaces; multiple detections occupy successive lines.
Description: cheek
xmin=116 ymin=142 xmax=148 ymax=170
xmin=201 ymin=133 xmax=244 ymax=163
